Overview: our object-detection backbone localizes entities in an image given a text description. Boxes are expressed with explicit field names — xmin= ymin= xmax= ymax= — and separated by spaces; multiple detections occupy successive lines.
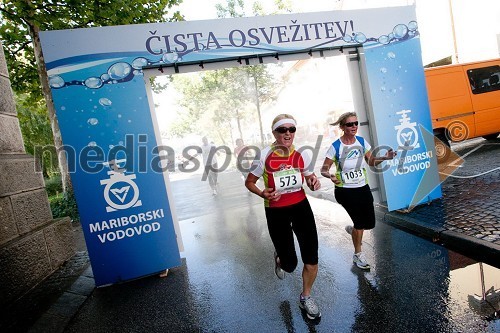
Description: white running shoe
xmin=345 ymin=225 xmax=354 ymax=235
xmin=353 ymin=252 xmax=371 ymax=270
xmin=212 ymin=189 xmax=218 ymax=196
xmin=299 ymin=294 xmax=321 ymax=320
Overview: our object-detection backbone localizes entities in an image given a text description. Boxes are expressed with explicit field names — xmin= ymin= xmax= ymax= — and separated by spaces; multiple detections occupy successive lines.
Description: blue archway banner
xmin=40 ymin=5 xmax=440 ymax=286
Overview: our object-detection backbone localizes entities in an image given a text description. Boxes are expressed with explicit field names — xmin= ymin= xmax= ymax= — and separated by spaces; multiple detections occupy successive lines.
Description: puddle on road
xmin=448 ymin=254 xmax=500 ymax=322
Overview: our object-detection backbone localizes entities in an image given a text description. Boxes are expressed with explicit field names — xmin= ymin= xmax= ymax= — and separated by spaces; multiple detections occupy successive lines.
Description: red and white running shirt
xmin=251 ymin=145 xmax=313 ymax=208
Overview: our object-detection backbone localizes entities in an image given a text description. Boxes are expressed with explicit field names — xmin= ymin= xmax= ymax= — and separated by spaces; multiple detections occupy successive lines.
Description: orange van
xmin=425 ymin=58 xmax=500 ymax=154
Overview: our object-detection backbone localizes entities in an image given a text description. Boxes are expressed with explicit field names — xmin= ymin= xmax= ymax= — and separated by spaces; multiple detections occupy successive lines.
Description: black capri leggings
xmin=335 ymin=184 xmax=375 ymax=230
xmin=264 ymin=198 xmax=318 ymax=273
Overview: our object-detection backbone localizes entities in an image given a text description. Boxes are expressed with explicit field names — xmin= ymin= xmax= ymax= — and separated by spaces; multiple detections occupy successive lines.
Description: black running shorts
xmin=334 ymin=184 xmax=375 ymax=230
xmin=264 ymin=198 xmax=318 ymax=272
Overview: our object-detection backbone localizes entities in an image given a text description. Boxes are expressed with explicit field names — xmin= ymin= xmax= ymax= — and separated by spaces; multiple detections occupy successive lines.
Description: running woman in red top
xmin=245 ymin=114 xmax=322 ymax=320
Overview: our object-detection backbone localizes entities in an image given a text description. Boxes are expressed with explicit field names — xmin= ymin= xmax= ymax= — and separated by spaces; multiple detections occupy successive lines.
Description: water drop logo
xmin=394 ymin=110 xmax=420 ymax=149
xmin=100 ymin=159 xmax=142 ymax=213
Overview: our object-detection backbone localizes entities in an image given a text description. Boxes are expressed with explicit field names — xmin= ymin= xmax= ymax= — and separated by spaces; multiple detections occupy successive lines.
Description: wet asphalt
xmin=59 ymin=166 xmax=499 ymax=332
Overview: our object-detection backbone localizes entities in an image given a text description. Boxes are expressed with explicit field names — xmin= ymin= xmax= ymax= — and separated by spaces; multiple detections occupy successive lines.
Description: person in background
xmin=245 ymin=114 xmax=322 ymax=320
xmin=201 ymin=136 xmax=219 ymax=196
xmin=321 ymin=112 xmax=396 ymax=270
xmin=234 ymin=138 xmax=250 ymax=181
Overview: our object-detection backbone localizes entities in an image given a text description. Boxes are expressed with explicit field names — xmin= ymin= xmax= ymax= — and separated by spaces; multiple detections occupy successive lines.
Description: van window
xmin=467 ymin=65 xmax=500 ymax=94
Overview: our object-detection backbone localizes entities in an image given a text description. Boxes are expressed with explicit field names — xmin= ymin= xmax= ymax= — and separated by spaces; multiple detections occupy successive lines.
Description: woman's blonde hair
xmin=331 ymin=111 xmax=357 ymax=127
xmin=271 ymin=114 xmax=296 ymax=130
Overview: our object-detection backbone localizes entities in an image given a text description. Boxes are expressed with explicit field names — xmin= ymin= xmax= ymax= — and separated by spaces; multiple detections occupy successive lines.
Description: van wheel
xmin=434 ymin=133 xmax=450 ymax=163
xmin=482 ymin=133 xmax=499 ymax=140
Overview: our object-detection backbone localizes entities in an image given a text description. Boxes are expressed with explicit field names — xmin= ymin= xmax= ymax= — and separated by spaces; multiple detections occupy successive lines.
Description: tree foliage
xmin=16 ymin=93 xmax=59 ymax=177
xmin=0 ymin=0 xmax=184 ymax=192
xmin=216 ymin=0 xmax=245 ymax=18
xmin=216 ymin=0 xmax=292 ymax=18
xmin=1 ymin=0 xmax=183 ymax=104
xmin=168 ymin=63 xmax=278 ymax=146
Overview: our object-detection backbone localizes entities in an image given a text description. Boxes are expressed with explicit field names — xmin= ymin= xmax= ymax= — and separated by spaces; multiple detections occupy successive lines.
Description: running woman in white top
xmin=321 ymin=112 xmax=396 ymax=270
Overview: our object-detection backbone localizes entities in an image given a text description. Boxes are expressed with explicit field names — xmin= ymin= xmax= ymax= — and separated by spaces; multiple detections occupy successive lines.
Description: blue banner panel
xmin=50 ymin=59 xmax=181 ymax=286
xmin=364 ymin=38 xmax=442 ymax=211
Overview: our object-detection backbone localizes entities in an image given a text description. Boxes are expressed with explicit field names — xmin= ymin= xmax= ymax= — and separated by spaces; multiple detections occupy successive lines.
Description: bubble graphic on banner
xmin=354 ymin=32 xmax=367 ymax=43
xmin=380 ymin=67 xmax=388 ymax=74
xmin=162 ymin=52 xmax=179 ymax=63
xmin=108 ymin=62 xmax=132 ymax=80
xmin=85 ymin=77 xmax=103 ymax=89
xmin=343 ymin=35 xmax=352 ymax=43
xmin=132 ymin=57 xmax=149 ymax=69
xmin=99 ymin=98 xmax=112 ymax=107
xmin=387 ymin=52 xmax=396 ymax=59
xmin=408 ymin=21 xmax=418 ymax=32
xmin=393 ymin=24 xmax=408 ymax=39
xmin=88 ymin=118 xmax=99 ymax=126
xmin=378 ymin=35 xmax=390 ymax=45
xmin=49 ymin=75 xmax=65 ymax=88
xmin=88 ymin=141 xmax=97 ymax=147
xmin=101 ymin=74 xmax=110 ymax=81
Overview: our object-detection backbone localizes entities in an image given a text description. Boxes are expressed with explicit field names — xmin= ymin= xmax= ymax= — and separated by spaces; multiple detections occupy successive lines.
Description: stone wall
xmin=0 ymin=40 xmax=76 ymax=308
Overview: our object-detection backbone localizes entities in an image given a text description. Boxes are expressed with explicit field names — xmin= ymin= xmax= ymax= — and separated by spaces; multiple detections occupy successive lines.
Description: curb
xmin=375 ymin=206 xmax=500 ymax=269
xmin=28 ymin=263 xmax=94 ymax=333
xmin=439 ymin=230 xmax=500 ymax=269
xmin=374 ymin=206 xmax=445 ymax=239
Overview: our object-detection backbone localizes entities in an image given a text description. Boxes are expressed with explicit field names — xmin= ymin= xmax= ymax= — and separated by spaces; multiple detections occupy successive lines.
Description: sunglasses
xmin=344 ymin=121 xmax=359 ymax=127
xmin=275 ymin=126 xmax=297 ymax=134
